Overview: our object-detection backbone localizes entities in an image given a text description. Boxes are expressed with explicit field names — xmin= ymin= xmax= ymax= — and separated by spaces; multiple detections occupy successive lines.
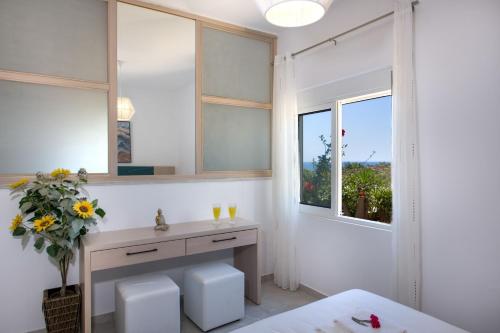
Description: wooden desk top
xmin=82 ymin=218 xmax=260 ymax=252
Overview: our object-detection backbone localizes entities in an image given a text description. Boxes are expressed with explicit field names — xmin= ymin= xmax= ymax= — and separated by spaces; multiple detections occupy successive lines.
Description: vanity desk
xmin=80 ymin=218 xmax=261 ymax=333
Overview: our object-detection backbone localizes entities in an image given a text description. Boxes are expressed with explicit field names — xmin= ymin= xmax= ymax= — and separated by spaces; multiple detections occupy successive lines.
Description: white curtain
xmin=272 ymin=53 xmax=300 ymax=291
xmin=392 ymin=0 xmax=421 ymax=309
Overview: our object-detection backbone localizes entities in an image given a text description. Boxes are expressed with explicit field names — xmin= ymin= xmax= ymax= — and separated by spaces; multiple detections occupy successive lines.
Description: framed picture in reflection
xmin=117 ymin=121 xmax=131 ymax=163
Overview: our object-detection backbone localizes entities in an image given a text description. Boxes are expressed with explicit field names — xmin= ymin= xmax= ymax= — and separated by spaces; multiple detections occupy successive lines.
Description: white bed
xmin=231 ymin=289 xmax=469 ymax=333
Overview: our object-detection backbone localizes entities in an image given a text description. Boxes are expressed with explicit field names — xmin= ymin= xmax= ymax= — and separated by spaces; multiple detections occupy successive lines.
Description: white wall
xmin=415 ymin=1 xmax=500 ymax=333
xmin=0 ymin=179 xmax=273 ymax=333
xmin=279 ymin=0 xmax=500 ymax=332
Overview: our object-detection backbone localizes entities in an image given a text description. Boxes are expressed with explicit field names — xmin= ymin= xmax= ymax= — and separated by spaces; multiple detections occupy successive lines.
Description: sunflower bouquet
xmin=8 ymin=168 xmax=105 ymax=297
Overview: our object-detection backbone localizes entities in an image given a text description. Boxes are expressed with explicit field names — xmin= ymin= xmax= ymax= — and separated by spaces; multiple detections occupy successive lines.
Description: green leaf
xmin=69 ymin=227 xmax=80 ymax=240
xmin=34 ymin=237 xmax=45 ymax=250
xmin=61 ymin=198 xmax=73 ymax=212
xmin=54 ymin=209 xmax=62 ymax=218
xmin=48 ymin=189 xmax=62 ymax=200
xmin=72 ymin=219 xmax=84 ymax=234
xmin=20 ymin=202 xmax=32 ymax=214
xmin=92 ymin=199 xmax=98 ymax=208
xmin=95 ymin=208 xmax=106 ymax=218
xmin=46 ymin=244 xmax=60 ymax=258
xmin=12 ymin=227 xmax=26 ymax=236
xmin=47 ymin=223 xmax=61 ymax=231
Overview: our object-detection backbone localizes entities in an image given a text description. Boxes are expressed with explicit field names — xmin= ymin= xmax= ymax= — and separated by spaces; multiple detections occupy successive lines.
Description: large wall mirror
xmin=116 ymin=2 xmax=196 ymax=176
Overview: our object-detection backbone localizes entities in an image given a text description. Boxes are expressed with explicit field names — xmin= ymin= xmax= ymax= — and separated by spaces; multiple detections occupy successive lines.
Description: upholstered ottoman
xmin=115 ymin=274 xmax=180 ymax=333
xmin=183 ymin=263 xmax=244 ymax=331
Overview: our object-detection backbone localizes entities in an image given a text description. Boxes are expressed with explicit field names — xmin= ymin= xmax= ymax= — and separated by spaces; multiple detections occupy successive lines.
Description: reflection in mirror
xmin=117 ymin=3 xmax=196 ymax=176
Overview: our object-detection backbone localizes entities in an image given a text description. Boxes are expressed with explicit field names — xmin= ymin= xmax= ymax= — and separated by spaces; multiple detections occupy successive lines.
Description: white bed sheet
xmin=230 ymin=289 xmax=469 ymax=333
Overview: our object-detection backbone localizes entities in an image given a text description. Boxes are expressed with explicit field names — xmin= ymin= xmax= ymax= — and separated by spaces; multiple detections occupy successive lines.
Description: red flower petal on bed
xmin=371 ymin=318 xmax=380 ymax=328
xmin=370 ymin=314 xmax=381 ymax=328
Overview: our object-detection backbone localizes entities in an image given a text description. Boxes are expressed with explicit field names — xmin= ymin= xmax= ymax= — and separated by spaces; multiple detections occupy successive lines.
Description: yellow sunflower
xmin=9 ymin=178 xmax=29 ymax=190
xmin=9 ymin=214 xmax=23 ymax=231
xmin=73 ymin=200 xmax=94 ymax=219
xmin=33 ymin=215 xmax=56 ymax=233
xmin=50 ymin=168 xmax=71 ymax=179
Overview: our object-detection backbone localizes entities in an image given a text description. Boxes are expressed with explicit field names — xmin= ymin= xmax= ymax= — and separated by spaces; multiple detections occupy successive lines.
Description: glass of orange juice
xmin=228 ymin=203 xmax=237 ymax=224
xmin=212 ymin=203 xmax=221 ymax=223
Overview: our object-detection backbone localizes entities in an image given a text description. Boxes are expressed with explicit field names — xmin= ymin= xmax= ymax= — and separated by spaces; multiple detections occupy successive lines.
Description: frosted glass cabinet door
xmin=0 ymin=81 xmax=109 ymax=174
xmin=202 ymin=28 xmax=272 ymax=103
xmin=203 ymin=104 xmax=271 ymax=171
xmin=0 ymin=0 xmax=108 ymax=82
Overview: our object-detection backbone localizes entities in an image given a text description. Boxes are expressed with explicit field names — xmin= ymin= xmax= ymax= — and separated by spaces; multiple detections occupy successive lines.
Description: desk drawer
xmin=91 ymin=239 xmax=185 ymax=271
xmin=186 ymin=229 xmax=257 ymax=255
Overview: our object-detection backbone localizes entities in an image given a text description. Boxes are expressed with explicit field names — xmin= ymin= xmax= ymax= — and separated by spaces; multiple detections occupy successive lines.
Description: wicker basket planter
xmin=42 ymin=284 xmax=81 ymax=333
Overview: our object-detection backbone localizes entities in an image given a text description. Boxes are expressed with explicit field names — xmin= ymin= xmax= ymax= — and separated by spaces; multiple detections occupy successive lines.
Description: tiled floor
xmin=92 ymin=280 xmax=321 ymax=333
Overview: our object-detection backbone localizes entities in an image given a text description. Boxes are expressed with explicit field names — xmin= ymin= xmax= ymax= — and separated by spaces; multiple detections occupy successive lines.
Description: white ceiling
xmin=141 ymin=0 xmax=282 ymax=34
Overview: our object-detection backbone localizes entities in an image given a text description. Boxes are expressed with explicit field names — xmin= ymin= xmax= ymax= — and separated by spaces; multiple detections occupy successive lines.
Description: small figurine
xmin=78 ymin=168 xmax=88 ymax=182
xmin=154 ymin=209 xmax=169 ymax=231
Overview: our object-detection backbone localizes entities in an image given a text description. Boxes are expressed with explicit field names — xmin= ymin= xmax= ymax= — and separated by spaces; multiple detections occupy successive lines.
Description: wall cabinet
xmin=0 ymin=0 xmax=276 ymax=184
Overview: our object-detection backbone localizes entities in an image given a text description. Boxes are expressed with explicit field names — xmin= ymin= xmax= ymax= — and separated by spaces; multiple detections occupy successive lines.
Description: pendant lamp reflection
xmin=117 ymin=60 xmax=136 ymax=121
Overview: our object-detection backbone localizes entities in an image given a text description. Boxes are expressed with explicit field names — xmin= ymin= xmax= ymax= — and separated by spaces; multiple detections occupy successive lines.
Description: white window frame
xmin=299 ymin=89 xmax=392 ymax=231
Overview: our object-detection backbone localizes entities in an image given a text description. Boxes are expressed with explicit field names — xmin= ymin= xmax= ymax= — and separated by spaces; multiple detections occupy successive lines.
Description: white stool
xmin=115 ymin=274 xmax=180 ymax=333
xmin=183 ymin=263 xmax=244 ymax=331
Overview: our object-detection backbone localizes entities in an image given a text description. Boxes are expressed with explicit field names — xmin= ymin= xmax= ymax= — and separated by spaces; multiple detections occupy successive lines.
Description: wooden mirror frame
xmin=0 ymin=0 xmax=276 ymax=186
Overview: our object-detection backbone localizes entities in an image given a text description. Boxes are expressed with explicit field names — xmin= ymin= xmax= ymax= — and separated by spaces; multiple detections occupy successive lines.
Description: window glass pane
xmin=0 ymin=0 xmax=108 ymax=82
xmin=299 ymin=110 xmax=332 ymax=208
xmin=202 ymin=28 xmax=271 ymax=103
xmin=0 ymin=81 xmax=108 ymax=174
xmin=341 ymin=95 xmax=392 ymax=223
xmin=203 ymin=103 xmax=271 ymax=171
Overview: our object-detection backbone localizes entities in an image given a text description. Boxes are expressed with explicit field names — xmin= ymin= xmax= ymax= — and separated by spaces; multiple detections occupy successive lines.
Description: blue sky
xmin=302 ymin=96 xmax=392 ymax=163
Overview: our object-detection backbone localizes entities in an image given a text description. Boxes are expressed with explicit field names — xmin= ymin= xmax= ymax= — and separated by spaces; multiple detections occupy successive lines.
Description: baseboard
xmin=92 ymin=312 xmax=114 ymax=324
xmin=261 ymin=273 xmax=274 ymax=282
xmin=298 ymin=282 xmax=328 ymax=299
xmin=261 ymin=273 xmax=327 ymax=299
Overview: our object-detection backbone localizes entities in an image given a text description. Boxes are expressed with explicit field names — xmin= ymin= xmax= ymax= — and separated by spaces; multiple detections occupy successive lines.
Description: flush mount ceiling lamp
xmin=257 ymin=0 xmax=333 ymax=27
xmin=117 ymin=60 xmax=136 ymax=121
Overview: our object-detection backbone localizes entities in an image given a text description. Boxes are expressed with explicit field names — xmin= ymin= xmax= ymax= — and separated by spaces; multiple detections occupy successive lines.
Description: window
xmin=299 ymin=90 xmax=392 ymax=225
xmin=338 ymin=92 xmax=392 ymax=224
xmin=299 ymin=109 xmax=332 ymax=208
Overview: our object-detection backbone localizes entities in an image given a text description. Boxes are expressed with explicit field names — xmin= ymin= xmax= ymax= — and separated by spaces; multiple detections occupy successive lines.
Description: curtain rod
xmin=291 ymin=0 xmax=419 ymax=58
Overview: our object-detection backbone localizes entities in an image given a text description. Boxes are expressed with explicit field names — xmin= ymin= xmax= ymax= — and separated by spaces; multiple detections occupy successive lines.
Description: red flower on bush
xmin=304 ymin=181 xmax=314 ymax=192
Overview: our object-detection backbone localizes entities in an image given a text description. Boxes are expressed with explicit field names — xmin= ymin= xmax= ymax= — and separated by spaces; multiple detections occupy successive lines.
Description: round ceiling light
xmin=257 ymin=0 xmax=333 ymax=28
